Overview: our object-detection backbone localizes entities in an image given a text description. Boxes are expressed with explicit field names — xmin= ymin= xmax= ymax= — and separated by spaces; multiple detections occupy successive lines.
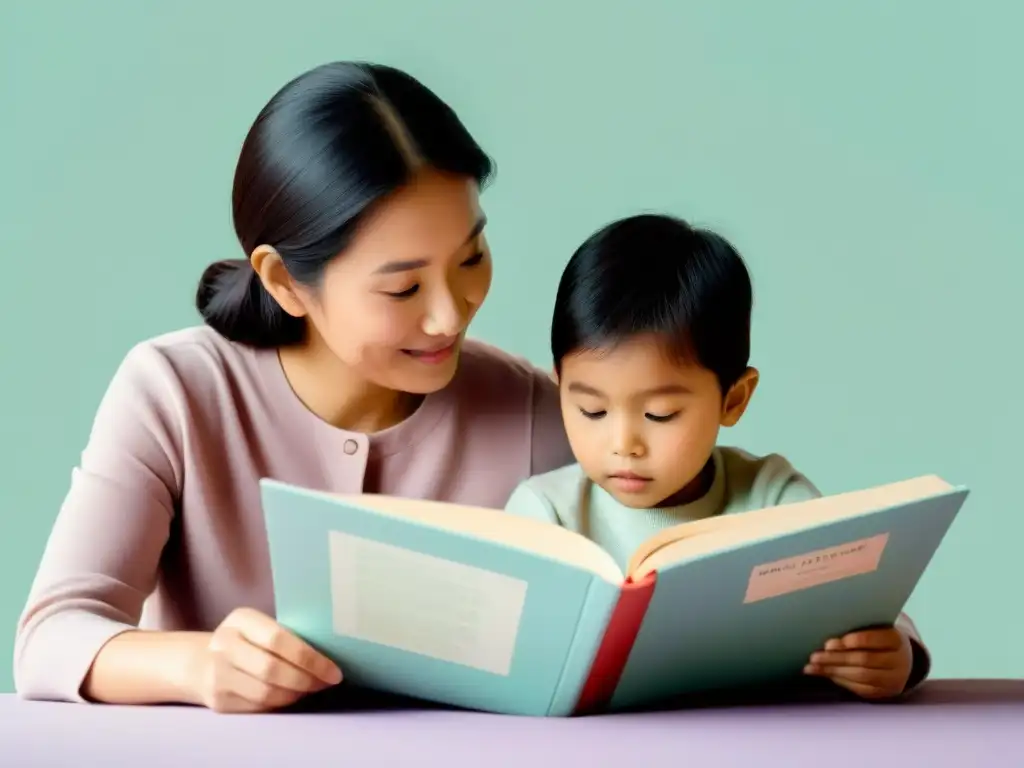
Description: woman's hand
xmin=188 ymin=607 xmax=343 ymax=713
xmin=803 ymin=626 xmax=914 ymax=700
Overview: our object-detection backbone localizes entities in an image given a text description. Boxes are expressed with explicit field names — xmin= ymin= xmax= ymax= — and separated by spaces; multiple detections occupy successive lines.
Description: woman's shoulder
xmin=447 ymin=338 xmax=573 ymax=476
xmin=69 ymin=326 xmax=265 ymax=509
xmin=105 ymin=325 xmax=265 ymax=409
xmin=453 ymin=337 xmax=555 ymax=397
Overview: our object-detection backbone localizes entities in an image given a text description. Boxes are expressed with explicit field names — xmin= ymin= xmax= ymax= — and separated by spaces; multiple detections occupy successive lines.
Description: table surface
xmin=2 ymin=679 xmax=1022 ymax=767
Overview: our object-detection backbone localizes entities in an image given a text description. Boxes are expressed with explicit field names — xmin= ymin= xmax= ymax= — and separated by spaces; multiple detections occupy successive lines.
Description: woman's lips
xmin=402 ymin=339 xmax=458 ymax=364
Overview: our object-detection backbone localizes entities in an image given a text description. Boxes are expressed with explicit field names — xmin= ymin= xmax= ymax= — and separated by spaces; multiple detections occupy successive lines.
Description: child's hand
xmin=803 ymin=626 xmax=913 ymax=700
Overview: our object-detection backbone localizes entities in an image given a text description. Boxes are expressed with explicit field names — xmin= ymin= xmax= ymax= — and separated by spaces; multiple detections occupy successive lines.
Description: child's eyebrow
xmin=566 ymin=382 xmax=604 ymax=396
xmin=638 ymin=384 xmax=692 ymax=396
xmin=566 ymin=382 xmax=692 ymax=397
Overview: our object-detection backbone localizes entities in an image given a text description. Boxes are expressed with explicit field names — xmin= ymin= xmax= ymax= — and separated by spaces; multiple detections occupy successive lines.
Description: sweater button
xmin=343 ymin=439 xmax=359 ymax=455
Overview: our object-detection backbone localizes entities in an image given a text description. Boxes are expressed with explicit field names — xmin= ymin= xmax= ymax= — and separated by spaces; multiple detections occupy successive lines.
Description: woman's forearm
xmin=81 ymin=630 xmax=211 ymax=706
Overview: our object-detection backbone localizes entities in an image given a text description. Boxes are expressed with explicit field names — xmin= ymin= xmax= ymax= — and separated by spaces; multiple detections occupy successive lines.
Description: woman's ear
xmin=250 ymin=245 xmax=307 ymax=318
xmin=720 ymin=366 xmax=759 ymax=427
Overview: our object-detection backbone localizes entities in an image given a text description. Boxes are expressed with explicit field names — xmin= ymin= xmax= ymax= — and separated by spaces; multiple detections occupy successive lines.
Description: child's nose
xmin=612 ymin=424 xmax=645 ymax=458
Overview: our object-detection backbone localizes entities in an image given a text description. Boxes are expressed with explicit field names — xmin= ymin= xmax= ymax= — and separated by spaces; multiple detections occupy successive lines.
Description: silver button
xmin=343 ymin=439 xmax=359 ymax=455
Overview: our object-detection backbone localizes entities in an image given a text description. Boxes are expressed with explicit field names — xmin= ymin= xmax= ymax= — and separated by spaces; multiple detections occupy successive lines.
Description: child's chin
xmin=601 ymin=485 xmax=659 ymax=509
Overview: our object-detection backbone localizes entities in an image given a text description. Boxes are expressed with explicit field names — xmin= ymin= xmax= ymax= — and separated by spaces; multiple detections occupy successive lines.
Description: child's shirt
xmin=503 ymin=446 xmax=819 ymax=571
xmin=503 ymin=444 xmax=932 ymax=692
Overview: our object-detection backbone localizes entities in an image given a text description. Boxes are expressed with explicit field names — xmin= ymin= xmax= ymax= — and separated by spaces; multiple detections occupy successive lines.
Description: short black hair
xmin=551 ymin=213 xmax=753 ymax=393
xmin=196 ymin=61 xmax=494 ymax=348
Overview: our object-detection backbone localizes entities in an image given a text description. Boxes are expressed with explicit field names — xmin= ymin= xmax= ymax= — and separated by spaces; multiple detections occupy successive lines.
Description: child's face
xmin=558 ymin=333 xmax=757 ymax=509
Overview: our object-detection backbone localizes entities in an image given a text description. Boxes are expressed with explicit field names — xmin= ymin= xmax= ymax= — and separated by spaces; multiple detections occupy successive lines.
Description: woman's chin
xmin=395 ymin=347 xmax=462 ymax=393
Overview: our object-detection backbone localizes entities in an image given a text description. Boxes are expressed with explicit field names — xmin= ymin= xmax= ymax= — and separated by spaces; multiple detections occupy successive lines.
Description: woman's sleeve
xmin=13 ymin=343 xmax=184 ymax=702
xmin=528 ymin=369 xmax=575 ymax=476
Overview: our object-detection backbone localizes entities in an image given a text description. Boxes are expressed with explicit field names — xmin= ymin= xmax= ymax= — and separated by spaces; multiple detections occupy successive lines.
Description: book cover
xmin=259 ymin=475 xmax=968 ymax=716
xmin=606 ymin=486 xmax=967 ymax=710
xmin=260 ymin=480 xmax=616 ymax=716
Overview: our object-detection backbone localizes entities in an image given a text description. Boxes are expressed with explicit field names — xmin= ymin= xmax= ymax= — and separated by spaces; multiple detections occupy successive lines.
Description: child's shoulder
xmin=503 ymin=463 xmax=589 ymax=525
xmin=718 ymin=445 xmax=805 ymax=481
xmin=516 ymin=462 xmax=588 ymax=504
xmin=717 ymin=446 xmax=821 ymax=507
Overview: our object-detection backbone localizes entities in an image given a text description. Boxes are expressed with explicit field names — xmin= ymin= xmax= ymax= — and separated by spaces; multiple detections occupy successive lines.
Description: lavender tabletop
xmin=2 ymin=679 xmax=1021 ymax=767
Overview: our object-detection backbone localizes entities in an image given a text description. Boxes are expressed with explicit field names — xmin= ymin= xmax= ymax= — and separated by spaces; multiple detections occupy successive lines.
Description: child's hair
xmin=550 ymin=213 xmax=753 ymax=393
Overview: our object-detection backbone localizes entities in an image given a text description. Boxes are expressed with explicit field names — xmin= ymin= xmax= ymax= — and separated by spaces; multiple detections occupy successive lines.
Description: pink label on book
xmin=743 ymin=533 xmax=889 ymax=604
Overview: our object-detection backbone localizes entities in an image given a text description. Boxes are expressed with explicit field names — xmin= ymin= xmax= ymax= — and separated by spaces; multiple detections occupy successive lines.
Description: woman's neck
xmin=277 ymin=340 xmax=423 ymax=434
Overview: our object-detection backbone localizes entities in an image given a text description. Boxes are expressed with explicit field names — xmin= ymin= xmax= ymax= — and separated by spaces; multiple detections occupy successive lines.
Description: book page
xmin=628 ymin=474 xmax=954 ymax=577
xmin=332 ymin=491 xmax=623 ymax=582
xmin=328 ymin=531 xmax=528 ymax=676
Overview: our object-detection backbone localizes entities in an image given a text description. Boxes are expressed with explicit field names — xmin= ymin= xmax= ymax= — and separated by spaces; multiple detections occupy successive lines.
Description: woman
xmin=14 ymin=61 xmax=574 ymax=712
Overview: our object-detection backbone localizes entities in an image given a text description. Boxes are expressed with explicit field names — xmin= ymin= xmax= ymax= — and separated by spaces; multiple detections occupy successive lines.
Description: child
xmin=504 ymin=213 xmax=929 ymax=700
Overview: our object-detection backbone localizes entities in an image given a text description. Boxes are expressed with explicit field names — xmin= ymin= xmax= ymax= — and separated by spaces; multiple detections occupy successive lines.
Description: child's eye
xmin=579 ymin=408 xmax=606 ymax=420
xmin=384 ymin=285 xmax=419 ymax=299
xmin=645 ymin=412 xmax=679 ymax=423
xmin=462 ymin=251 xmax=485 ymax=267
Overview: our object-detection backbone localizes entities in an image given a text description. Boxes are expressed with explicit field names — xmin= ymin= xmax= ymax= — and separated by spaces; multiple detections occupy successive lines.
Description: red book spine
xmin=572 ymin=570 xmax=657 ymax=715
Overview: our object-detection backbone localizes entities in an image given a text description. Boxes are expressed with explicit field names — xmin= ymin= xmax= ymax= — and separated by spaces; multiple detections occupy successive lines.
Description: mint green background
xmin=1 ymin=2 xmax=1019 ymax=692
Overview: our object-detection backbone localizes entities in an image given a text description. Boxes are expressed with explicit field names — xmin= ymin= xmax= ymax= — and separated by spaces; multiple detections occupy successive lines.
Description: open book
xmin=260 ymin=474 xmax=967 ymax=716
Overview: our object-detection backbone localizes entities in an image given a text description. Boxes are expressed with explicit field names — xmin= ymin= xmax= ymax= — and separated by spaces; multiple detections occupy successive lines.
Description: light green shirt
xmin=503 ymin=446 xmax=821 ymax=571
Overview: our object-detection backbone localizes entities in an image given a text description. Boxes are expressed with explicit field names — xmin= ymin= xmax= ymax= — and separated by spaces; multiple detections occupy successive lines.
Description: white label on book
xmin=743 ymin=533 xmax=890 ymax=604
xmin=327 ymin=531 xmax=528 ymax=676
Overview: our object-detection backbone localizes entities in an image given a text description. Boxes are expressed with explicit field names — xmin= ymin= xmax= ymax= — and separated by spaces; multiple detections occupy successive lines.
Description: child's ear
xmin=720 ymin=367 xmax=759 ymax=427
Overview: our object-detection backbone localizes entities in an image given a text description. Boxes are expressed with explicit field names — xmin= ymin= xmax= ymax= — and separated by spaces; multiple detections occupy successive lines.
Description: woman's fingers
xmin=222 ymin=607 xmax=343 ymax=686
xmin=212 ymin=625 xmax=329 ymax=695
xmin=205 ymin=654 xmax=304 ymax=713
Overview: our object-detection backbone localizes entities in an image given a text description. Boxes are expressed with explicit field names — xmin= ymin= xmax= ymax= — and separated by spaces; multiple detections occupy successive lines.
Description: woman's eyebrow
xmin=372 ymin=216 xmax=487 ymax=275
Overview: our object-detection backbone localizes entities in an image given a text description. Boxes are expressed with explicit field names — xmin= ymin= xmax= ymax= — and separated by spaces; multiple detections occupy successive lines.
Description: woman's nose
xmin=422 ymin=289 xmax=464 ymax=337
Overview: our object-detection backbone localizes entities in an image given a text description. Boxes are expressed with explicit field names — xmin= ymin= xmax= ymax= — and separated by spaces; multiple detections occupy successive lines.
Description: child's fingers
xmin=809 ymin=650 xmax=899 ymax=670
xmin=824 ymin=674 xmax=892 ymax=700
xmin=804 ymin=664 xmax=883 ymax=684
xmin=825 ymin=629 xmax=902 ymax=652
xmin=805 ymin=665 xmax=901 ymax=699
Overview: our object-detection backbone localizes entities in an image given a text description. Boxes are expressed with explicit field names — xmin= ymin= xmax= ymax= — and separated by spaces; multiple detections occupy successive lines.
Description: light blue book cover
xmin=259 ymin=479 xmax=617 ymax=716
xmin=259 ymin=475 xmax=967 ymax=717
xmin=609 ymin=482 xmax=969 ymax=710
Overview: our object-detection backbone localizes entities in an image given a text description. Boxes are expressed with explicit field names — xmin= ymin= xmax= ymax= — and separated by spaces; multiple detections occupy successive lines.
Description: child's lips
xmin=607 ymin=471 xmax=653 ymax=493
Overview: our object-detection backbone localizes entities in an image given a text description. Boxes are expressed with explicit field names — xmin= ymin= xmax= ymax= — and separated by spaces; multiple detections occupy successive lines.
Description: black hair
xmin=195 ymin=61 xmax=494 ymax=347
xmin=551 ymin=213 xmax=753 ymax=393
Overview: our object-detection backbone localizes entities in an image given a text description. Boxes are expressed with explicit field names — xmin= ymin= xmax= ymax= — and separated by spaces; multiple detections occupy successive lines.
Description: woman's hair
xmin=550 ymin=214 xmax=753 ymax=393
xmin=196 ymin=61 xmax=494 ymax=347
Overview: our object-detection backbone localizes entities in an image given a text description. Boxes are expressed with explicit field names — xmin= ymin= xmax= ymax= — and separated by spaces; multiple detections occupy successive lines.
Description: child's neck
xmin=651 ymin=455 xmax=716 ymax=509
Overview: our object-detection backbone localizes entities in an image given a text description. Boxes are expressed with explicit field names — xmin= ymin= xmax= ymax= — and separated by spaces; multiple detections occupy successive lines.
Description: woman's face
xmin=270 ymin=169 xmax=493 ymax=395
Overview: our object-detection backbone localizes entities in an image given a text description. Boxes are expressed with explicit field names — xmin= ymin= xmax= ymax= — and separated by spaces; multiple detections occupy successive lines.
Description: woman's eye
xmin=462 ymin=251 xmax=485 ymax=267
xmin=385 ymin=285 xmax=419 ymax=299
xmin=580 ymin=408 xmax=606 ymax=420
xmin=645 ymin=412 xmax=680 ymax=423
